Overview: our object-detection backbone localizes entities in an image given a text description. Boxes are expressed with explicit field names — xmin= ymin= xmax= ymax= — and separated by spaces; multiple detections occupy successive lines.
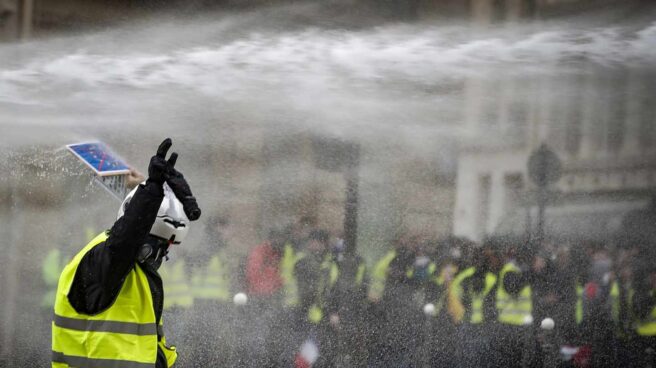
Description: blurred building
xmin=0 ymin=0 xmax=142 ymax=41
xmin=1 ymin=0 xmax=636 ymax=41
xmin=453 ymin=25 xmax=656 ymax=244
xmin=210 ymin=128 xmax=455 ymax=262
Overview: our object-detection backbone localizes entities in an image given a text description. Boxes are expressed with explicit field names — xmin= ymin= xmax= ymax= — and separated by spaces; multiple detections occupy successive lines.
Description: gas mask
xmin=137 ymin=235 xmax=171 ymax=270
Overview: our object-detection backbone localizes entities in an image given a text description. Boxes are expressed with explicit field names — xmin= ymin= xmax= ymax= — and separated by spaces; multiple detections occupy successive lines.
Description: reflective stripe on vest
xmin=452 ymin=267 xmax=497 ymax=324
xmin=160 ymin=259 xmax=193 ymax=309
xmin=610 ymin=281 xmax=620 ymax=324
xmin=54 ymin=314 xmax=158 ymax=335
xmin=52 ymin=231 xmax=176 ymax=368
xmin=281 ymin=244 xmax=305 ymax=307
xmin=192 ymin=255 xmax=230 ymax=302
xmin=52 ymin=351 xmax=154 ymax=368
xmin=636 ymin=290 xmax=656 ymax=336
xmin=368 ymin=250 xmax=396 ymax=300
xmin=496 ymin=262 xmax=532 ymax=326
xmin=355 ymin=263 xmax=367 ymax=286
xmin=576 ymin=283 xmax=583 ymax=324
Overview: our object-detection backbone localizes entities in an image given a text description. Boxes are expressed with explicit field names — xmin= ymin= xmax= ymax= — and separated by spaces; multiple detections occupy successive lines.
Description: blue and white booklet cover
xmin=67 ymin=142 xmax=130 ymax=200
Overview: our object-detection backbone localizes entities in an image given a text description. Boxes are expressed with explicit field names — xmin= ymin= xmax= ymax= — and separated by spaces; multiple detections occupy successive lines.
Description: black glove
xmin=148 ymin=138 xmax=201 ymax=221
xmin=148 ymin=138 xmax=175 ymax=185
xmin=166 ymin=167 xmax=202 ymax=221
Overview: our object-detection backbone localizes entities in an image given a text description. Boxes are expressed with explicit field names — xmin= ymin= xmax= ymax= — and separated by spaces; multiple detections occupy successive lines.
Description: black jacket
xmin=68 ymin=180 xmax=168 ymax=368
xmin=295 ymin=252 xmax=325 ymax=320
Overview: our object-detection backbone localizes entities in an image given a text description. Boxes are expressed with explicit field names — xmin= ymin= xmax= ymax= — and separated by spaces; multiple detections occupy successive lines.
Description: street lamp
xmin=527 ymin=143 xmax=562 ymax=248
xmin=311 ymin=135 xmax=361 ymax=257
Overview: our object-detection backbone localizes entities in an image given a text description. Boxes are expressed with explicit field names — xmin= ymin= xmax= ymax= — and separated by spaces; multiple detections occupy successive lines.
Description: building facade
xmin=453 ymin=63 xmax=656 ymax=242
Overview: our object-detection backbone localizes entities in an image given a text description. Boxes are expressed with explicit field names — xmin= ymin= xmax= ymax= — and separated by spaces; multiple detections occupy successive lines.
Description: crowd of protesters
xmin=41 ymin=213 xmax=656 ymax=367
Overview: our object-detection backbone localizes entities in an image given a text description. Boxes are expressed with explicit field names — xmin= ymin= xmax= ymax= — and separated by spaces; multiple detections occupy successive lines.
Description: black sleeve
xmin=483 ymin=282 xmax=498 ymax=323
xmin=295 ymin=258 xmax=320 ymax=313
xmin=632 ymin=284 xmax=656 ymax=320
xmin=68 ymin=180 xmax=164 ymax=314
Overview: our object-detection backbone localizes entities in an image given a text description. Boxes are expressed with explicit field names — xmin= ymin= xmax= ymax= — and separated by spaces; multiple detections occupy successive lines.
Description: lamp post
xmin=527 ymin=143 xmax=561 ymax=248
xmin=311 ymin=136 xmax=361 ymax=366
xmin=311 ymin=136 xmax=361 ymax=257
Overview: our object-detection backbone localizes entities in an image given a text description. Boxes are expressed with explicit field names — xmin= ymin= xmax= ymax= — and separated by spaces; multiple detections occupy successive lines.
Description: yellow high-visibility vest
xmin=281 ymin=243 xmax=305 ymax=307
xmin=52 ymin=231 xmax=177 ymax=368
xmin=368 ymin=250 xmax=396 ymax=301
xmin=452 ymin=267 xmax=497 ymax=324
xmin=307 ymin=256 xmax=367 ymax=323
xmin=191 ymin=255 xmax=230 ymax=303
xmin=42 ymin=249 xmax=64 ymax=308
xmin=428 ymin=265 xmax=450 ymax=317
xmin=635 ymin=290 xmax=656 ymax=336
xmin=469 ymin=273 xmax=497 ymax=324
xmin=308 ymin=255 xmax=339 ymax=324
xmin=609 ymin=281 xmax=634 ymax=336
xmin=355 ymin=262 xmax=367 ymax=286
xmin=576 ymin=283 xmax=583 ymax=324
xmin=159 ymin=259 xmax=193 ymax=310
xmin=496 ymin=262 xmax=532 ymax=326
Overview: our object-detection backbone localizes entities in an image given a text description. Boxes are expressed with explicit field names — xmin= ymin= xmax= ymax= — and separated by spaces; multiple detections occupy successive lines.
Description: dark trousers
xmin=457 ymin=324 xmax=494 ymax=368
xmin=490 ymin=323 xmax=536 ymax=368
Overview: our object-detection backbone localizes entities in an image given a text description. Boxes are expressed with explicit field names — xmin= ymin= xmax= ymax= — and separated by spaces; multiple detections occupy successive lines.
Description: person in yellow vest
xmin=380 ymin=234 xmax=428 ymax=367
xmin=630 ymin=260 xmax=656 ymax=367
xmin=190 ymin=221 xmax=231 ymax=307
xmin=608 ymin=247 xmax=638 ymax=365
xmin=281 ymin=233 xmax=306 ymax=310
xmin=294 ymin=230 xmax=335 ymax=353
xmin=577 ymin=242 xmax=619 ymax=368
xmin=42 ymin=248 xmax=65 ymax=310
xmin=156 ymin=256 xmax=194 ymax=367
xmin=451 ymin=244 xmax=498 ymax=368
xmin=425 ymin=236 xmax=467 ymax=367
xmin=323 ymin=236 xmax=369 ymax=367
xmin=52 ymin=138 xmax=201 ymax=368
xmin=281 ymin=217 xmax=318 ymax=310
xmin=187 ymin=215 xmax=233 ymax=367
xmin=42 ymin=228 xmax=98 ymax=310
xmin=491 ymin=239 xmax=534 ymax=368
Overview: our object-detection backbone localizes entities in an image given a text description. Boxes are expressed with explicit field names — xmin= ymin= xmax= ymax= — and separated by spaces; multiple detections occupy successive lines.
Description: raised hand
xmin=148 ymin=138 xmax=175 ymax=184
xmin=147 ymin=138 xmax=201 ymax=221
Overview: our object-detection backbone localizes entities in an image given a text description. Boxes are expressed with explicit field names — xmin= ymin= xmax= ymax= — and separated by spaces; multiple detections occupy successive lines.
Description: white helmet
xmin=118 ymin=182 xmax=190 ymax=245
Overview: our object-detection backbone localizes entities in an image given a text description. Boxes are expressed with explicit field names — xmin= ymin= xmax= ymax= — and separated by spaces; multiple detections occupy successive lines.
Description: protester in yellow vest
xmin=159 ymin=258 xmax=194 ymax=310
xmin=429 ymin=250 xmax=460 ymax=323
xmin=630 ymin=261 xmax=656 ymax=366
xmin=490 ymin=239 xmax=534 ymax=368
xmin=325 ymin=236 xmax=369 ymax=366
xmin=185 ymin=216 xmax=233 ymax=367
xmin=295 ymin=230 xmax=336 ymax=325
xmin=452 ymin=264 xmax=497 ymax=324
xmin=451 ymin=244 xmax=498 ymax=368
xmin=496 ymin=261 xmax=533 ymax=325
xmin=52 ymin=138 xmax=201 ymax=368
xmin=42 ymin=248 xmax=64 ymax=309
xmin=293 ymin=230 xmax=337 ymax=364
xmin=368 ymin=249 xmax=397 ymax=302
xmin=42 ymin=228 xmax=97 ymax=309
xmin=187 ymin=216 xmax=232 ymax=306
xmin=281 ymin=240 xmax=306 ymax=308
